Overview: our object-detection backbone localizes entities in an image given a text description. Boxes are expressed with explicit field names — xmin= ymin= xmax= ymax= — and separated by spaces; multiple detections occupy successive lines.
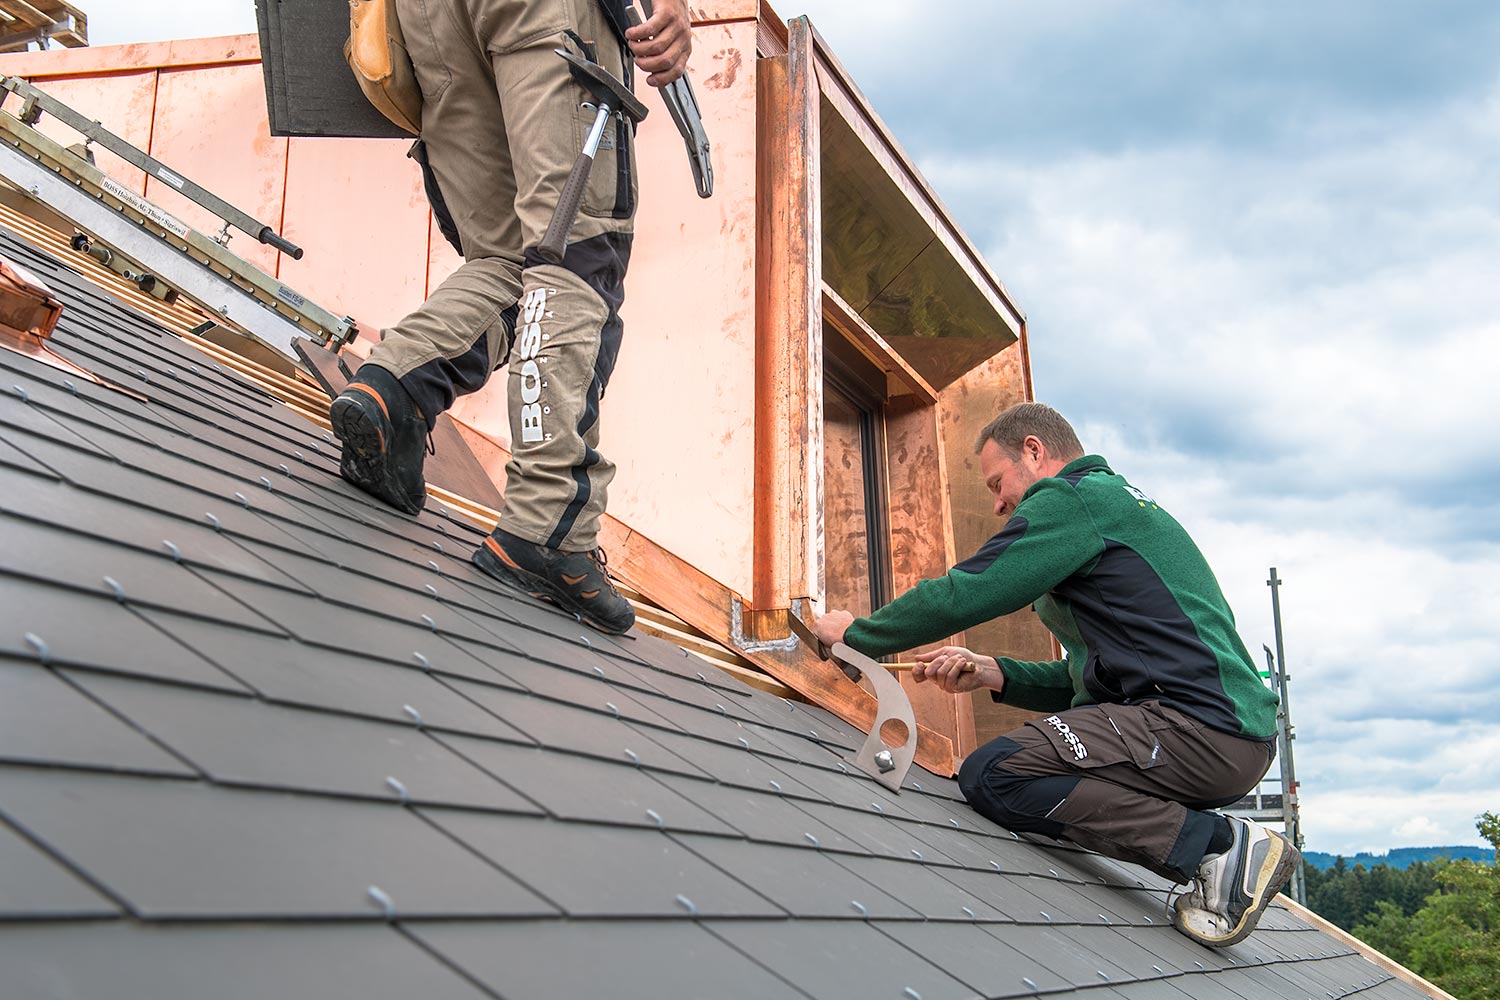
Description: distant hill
xmin=1303 ymin=845 xmax=1493 ymax=871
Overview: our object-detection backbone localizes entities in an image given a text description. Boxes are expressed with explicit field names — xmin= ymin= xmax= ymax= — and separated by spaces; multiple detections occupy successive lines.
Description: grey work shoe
xmin=472 ymin=528 xmax=635 ymax=635
xmin=1172 ymin=816 xmax=1300 ymax=948
xmin=329 ymin=365 xmax=429 ymax=515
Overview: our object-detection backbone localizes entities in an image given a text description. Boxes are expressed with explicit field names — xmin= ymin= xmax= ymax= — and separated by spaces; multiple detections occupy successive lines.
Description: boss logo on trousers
xmin=1045 ymin=715 xmax=1089 ymax=760
xmin=518 ymin=286 xmax=555 ymax=443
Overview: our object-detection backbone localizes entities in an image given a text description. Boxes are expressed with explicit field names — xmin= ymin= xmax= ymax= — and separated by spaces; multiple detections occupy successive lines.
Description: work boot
xmin=329 ymin=364 xmax=429 ymax=515
xmin=472 ymin=528 xmax=635 ymax=635
xmin=1172 ymin=816 xmax=1300 ymax=948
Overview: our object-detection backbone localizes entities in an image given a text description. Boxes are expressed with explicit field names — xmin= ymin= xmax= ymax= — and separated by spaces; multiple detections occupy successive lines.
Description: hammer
xmin=537 ymin=49 xmax=649 ymax=265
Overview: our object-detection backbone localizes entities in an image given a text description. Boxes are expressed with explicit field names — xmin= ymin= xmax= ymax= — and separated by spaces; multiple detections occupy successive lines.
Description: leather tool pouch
xmin=344 ymin=0 xmax=423 ymax=137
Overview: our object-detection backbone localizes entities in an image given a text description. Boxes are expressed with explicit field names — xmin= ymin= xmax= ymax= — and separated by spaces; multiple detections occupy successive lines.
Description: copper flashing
xmin=0 ymin=253 xmax=100 ymax=388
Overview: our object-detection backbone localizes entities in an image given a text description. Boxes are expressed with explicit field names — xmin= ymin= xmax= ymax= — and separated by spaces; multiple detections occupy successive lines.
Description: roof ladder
xmin=0 ymin=75 xmax=356 ymax=360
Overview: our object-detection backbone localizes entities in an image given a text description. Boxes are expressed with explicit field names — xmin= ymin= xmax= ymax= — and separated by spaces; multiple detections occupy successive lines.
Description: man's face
xmin=979 ymin=438 xmax=1041 ymax=518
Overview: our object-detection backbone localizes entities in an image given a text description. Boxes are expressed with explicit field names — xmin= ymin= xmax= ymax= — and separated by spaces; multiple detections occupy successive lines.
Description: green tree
xmin=1351 ymin=811 xmax=1500 ymax=1000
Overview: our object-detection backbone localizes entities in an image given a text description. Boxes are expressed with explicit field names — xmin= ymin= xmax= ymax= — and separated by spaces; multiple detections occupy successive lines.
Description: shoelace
xmin=1164 ymin=877 xmax=1204 ymax=921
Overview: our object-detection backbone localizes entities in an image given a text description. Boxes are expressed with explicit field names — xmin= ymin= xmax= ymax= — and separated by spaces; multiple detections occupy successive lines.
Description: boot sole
xmin=1177 ymin=838 xmax=1301 ymax=948
xmin=472 ymin=539 xmax=633 ymax=635
xmin=330 ymin=394 xmax=425 ymax=515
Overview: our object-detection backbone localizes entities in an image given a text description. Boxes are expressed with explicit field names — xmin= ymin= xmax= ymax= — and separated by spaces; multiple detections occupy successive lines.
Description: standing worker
xmin=812 ymin=402 xmax=1299 ymax=948
xmin=331 ymin=0 xmax=693 ymax=634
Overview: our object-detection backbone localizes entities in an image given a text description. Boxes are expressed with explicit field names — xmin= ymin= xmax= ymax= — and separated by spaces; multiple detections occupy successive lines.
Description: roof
xmin=0 ymin=222 xmax=1434 ymax=999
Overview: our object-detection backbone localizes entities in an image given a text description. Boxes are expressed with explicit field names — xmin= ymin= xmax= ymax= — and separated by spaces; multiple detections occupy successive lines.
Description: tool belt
xmin=344 ymin=0 xmax=422 ymax=137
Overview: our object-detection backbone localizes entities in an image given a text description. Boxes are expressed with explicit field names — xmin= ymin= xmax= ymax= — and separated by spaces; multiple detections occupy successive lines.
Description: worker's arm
xmin=839 ymin=479 xmax=1102 ymax=658
xmin=908 ymin=644 xmax=1075 ymax=713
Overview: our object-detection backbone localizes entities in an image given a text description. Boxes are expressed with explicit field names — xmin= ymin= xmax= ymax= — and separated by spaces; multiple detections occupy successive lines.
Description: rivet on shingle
xmin=903 ymin=989 xmax=924 ymax=1000
xmin=311 ymin=440 xmax=322 ymax=453
xmin=278 ymin=463 xmax=290 ymax=476
xmin=1099 ymin=913 xmax=1110 ymax=924
xmin=949 ymin=818 xmax=961 ymax=829
xmin=574 ymin=613 xmax=583 ymax=623
xmin=990 ymin=861 xmax=1002 ymax=871
xmin=606 ymin=702 xmax=620 ymax=719
xmin=1040 ymin=911 xmax=1052 ymax=923
xmin=1048 ymin=868 xmax=1059 ymax=877
xmin=1097 ymin=971 xmax=1109 ymax=981
xmin=63 ymin=380 xmax=77 ymax=395
xmin=681 ymin=648 xmax=691 ymax=657
xmin=768 ymin=780 xmax=782 ymax=793
xmin=258 ymin=476 xmax=272 ymax=490
xmin=809 ymin=730 xmax=818 ymax=739
xmin=837 ymin=762 xmax=848 ymax=774
xmin=961 ymin=906 xmax=976 ymax=919
xmin=646 ymin=809 xmax=665 ymax=830
xmin=234 ymin=491 xmax=249 ymax=508
xmin=804 ymin=833 xmax=821 ymax=848
xmin=384 ymin=777 xmax=411 ymax=803
xmin=592 ymin=665 xmax=605 ymax=679
xmin=10 ymin=384 xmax=27 ymax=401
xmin=869 ymin=802 xmax=883 ymax=813
xmin=1012 ymin=831 xmax=1022 ymax=840
xmin=162 ymin=540 xmax=181 ymax=562
xmin=204 ymin=513 xmax=221 ymax=531
xmin=1143 ymin=915 xmax=1153 ymax=924
xmin=580 ymin=635 xmax=593 ymax=649
xmin=102 ymin=576 xmax=125 ymax=602
xmin=911 ymin=849 xmax=923 ymax=861
xmin=294 ymin=452 xmax=304 ymax=463
xmin=424 ymin=584 xmax=438 ymax=596
xmin=412 ymin=652 xmax=430 ymax=671
xmin=675 ymin=894 xmax=697 ymax=915
xmin=433 ymin=541 xmax=444 ymax=553
xmin=1152 ymin=965 xmax=1164 ymax=975
xmin=1194 ymin=961 xmax=1205 ymax=970
xmin=420 ymin=613 xmax=436 ymax=631
xmin=1022 ymin=978 xmax=1039 ymax=991
xmin=781 ymin=698 xmax=795 ymax=710
xmin=716 ymin=703 xmax=728 ymax=715
xmin=322 ymin=432 xmax=334 ymax=443
xmin=366 ymin=885 xmax=396 ymax=919
xmin=696 ymin=672 xmax=707 ymax=682
xmin=402 ymin=705 xmax=423 ymax=727
xmin=850 ymin=900 xmax=868 ymax=917
xmin=23 ymin=633 xmax=50 ymax=664
xmin=737 ymin=737 xmax=750 ymax=750
xmin=427 ymin=560 xmax=441 ymax=573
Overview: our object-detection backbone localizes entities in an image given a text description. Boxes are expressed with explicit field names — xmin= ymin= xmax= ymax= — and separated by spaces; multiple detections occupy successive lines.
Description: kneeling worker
xmin=812 ymin=402 xmax=1298 ymax=948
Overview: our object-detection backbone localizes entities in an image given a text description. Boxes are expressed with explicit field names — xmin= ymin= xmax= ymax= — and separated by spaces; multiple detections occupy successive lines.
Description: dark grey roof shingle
xmin=0 ymin=224 xmax=1439 ymax=998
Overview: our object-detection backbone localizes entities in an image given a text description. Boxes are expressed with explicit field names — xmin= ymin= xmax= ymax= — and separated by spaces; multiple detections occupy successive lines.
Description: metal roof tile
xmin=0 ymin=820 xmax=121 ymax=918
xmin=0 ymin=920 xmax=491 ymax=999
xmin=64 ymin=670 xmax=538 ymax=810
xmin=410 ymin=919 xmax=808 ymax=1000
xmin=0 ymin=767 xmax=556 ymax=919
xmin=671 ymin=834 xmax=919 ymax=919
xmin=708 ymin=919 xmax=979 ymax=999
xmin=422 ymin=809 xmax=784 ymax=917
xmin=0 ymin=573 xmax=252 ymax=692
xmin=0 ymin=657 xmax=194 ymax=776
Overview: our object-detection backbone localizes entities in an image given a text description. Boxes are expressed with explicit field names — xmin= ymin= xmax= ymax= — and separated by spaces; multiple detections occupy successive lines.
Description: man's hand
xmin=911 ymin=645 xmax=1004 ymax=695
xmin=626 ymin=0 xmax=693 ymax=88
xmin=811 ymin=609 xmax=853 ymax=648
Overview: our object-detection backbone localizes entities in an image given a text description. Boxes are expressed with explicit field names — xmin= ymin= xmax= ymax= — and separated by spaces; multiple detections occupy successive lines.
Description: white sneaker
xmin=1172 ymin=817 xmax=1300 ymax=948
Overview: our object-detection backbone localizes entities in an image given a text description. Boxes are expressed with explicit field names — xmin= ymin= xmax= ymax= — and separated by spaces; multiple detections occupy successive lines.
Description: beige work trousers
xmin=367 ymin=0 xmax=637 ymax=552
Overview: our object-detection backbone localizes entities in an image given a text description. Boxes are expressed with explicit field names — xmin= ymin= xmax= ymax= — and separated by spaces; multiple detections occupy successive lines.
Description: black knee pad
xmin=958 ymin=737 xmax=1023 ymax=803
xmin=960 ymin=740 xmax=1080 ymax=838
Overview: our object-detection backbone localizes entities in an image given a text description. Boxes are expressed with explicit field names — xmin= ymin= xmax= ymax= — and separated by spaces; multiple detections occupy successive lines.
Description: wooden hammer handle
xmin=887 ymin=660 xmax=977 ymax=673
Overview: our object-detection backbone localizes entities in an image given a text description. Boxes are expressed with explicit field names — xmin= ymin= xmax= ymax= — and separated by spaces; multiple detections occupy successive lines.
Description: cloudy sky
xmin=75 ymin=1 xmax=1499 ymax=856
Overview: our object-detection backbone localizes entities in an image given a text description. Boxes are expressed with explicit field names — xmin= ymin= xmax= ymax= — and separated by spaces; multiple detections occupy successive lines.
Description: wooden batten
xmin=1274 ymin=898 xmax=1457 ymax=1000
